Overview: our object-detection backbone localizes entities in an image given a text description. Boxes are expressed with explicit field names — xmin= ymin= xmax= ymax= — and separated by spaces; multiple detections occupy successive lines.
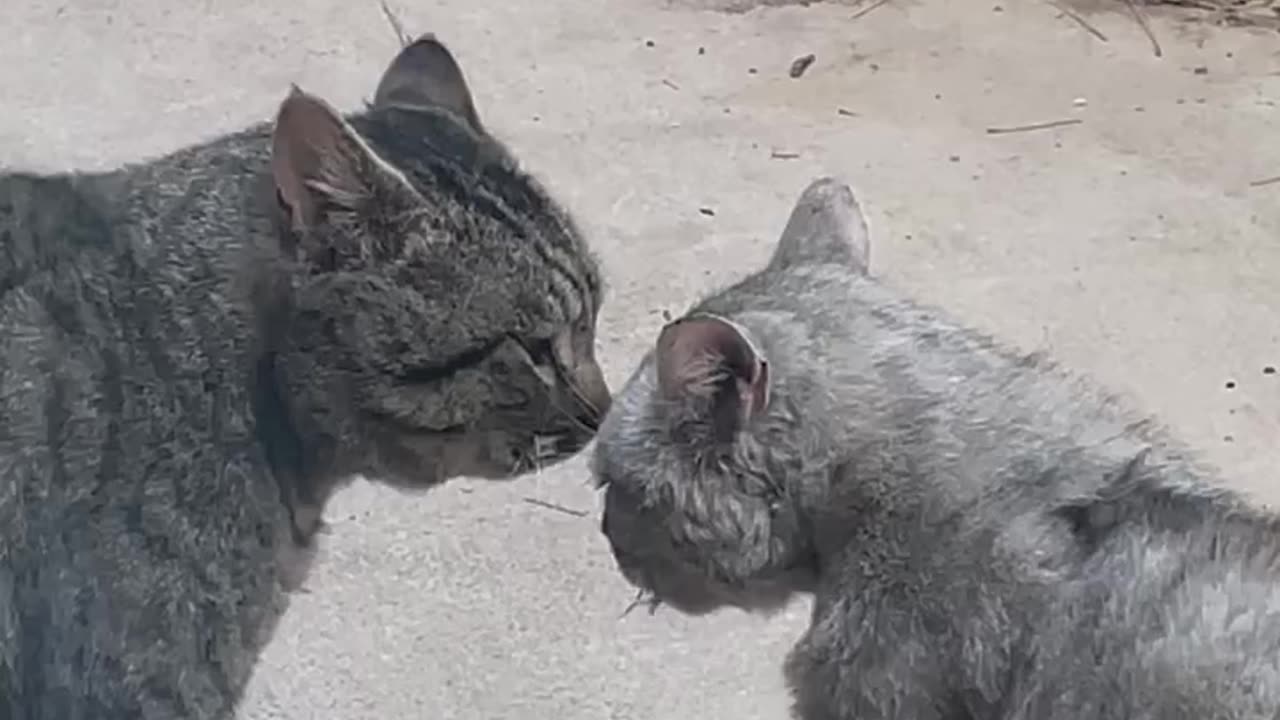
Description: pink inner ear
xmin=745 ymin=358 xmax=770 ymax=417
xmin=270 ymin=148 xmax=310 ymax=231
xmin=655 ymin=315 xmax=771 ymax=415
xmin=270 ymin=90 xmax=351 ymax=229
xmin=656 ymin=318 xmax=713 ymax=400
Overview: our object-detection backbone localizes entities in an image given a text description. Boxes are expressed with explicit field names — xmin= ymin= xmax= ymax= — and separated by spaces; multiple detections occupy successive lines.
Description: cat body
xmin=0 ymin=35 xmax=609 ymax=719
xmin=594 ymin=177 xmax=1280 ymax=719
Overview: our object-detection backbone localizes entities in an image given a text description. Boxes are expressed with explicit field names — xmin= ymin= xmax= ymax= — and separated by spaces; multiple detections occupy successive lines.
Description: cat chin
xmin=626 ymin=570 xmax=802 ymax=619
xmin=386 ymin=427 xmax=591 ymax=482
xmin=637 ymin=583 xmax=727 ymax=617
xmin=663 ymin=593 xmax=797 ymax=618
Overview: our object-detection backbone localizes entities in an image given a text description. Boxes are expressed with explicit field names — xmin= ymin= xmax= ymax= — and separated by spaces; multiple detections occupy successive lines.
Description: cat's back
xmin=0 ymin=130 xmax=288 ymax=718
xmin=0 ymin=129 xmax=273 ymax=486
xmin=0 ymin=169 xmax=121 ymax=511
xmin=1017 ymin=487 xmax=1280 ymax=719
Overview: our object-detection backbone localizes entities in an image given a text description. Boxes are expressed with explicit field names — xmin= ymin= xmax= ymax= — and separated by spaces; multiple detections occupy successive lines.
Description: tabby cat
xmin=0 ymin=34 xmax=609 ymax=719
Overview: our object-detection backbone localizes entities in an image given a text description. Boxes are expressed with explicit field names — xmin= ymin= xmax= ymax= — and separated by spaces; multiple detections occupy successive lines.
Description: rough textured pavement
xmin=5 ymin=0 xmax=1279 ymax=717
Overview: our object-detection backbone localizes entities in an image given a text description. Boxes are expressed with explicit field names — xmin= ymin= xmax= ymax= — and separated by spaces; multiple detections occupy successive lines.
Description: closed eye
xmin=395 ymin=337 xmax=505 ymax=385
xmin=520 ymin=336 xmax=558 ymax=368
xmin=511 ymin=334 xmax=562 ymax=389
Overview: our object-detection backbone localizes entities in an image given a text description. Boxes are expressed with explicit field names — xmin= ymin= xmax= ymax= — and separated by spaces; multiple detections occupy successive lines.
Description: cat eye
xmin=522 ymin=337 xmax=558 ymax=368
xmin=512 ymin=335 xmax=562 ymax=389
xmin=517 ymin=328 xmax=575 ymax=370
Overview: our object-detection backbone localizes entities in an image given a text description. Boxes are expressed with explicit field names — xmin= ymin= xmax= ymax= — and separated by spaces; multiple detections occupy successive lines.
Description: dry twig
xmin=522 ymin=497 xmax=588 ymax=517
xmin=1045 ymin=0 xmax=1110 ymax=41
xmin=1153 ymin=0 xmax=1280 ymax=30
xmin=379 ymin=0 xmax=412 ymax=48
xmin=1122 ymin=0 xmax=1163 ymax=57
xmin=1249 ymin=175 xmax=1280 ymax=188
xmin=986 ymin=118 xmax=1083 ymax=135
xmin=852 ymin=0 xmax=895 ymax=20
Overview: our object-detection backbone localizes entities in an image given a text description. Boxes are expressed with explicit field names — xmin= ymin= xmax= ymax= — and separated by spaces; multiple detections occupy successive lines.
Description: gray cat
xmin=0 ymin=34 xmax=610 ymax=719
xmin=594 ymin=177 xmax=1280 ymax=719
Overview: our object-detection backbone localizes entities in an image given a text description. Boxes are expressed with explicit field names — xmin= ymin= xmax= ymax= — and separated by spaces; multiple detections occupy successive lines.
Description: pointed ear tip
xmin=277 ymin=86 xmax=312 ymax=117
xmin=280 ymin=84 xmax=313 ymax=107
xmin=655 ymin=318 xmax=682 ymax=349
xmin=403 ymin=33 xmax=453 ymax=57
xmin=274 ymin=89 xmax=343 ymax=125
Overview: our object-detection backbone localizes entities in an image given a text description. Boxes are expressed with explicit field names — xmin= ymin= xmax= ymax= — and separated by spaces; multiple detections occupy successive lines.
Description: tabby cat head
xmin=267 ymin=35 xmax=610 ymax=494
xmin=592 ymin=178 xmax=871 ymax=616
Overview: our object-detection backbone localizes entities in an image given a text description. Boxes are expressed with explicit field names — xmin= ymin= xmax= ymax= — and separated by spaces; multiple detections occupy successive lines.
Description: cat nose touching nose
xmin=579 ymin=396 xmax=610 ymax=430
xmin=575 ymin=372 xmax=613 ymax=431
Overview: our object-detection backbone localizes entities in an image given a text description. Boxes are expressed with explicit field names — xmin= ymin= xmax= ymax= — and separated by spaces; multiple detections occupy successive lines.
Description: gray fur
xmin=0 ymin=34 xmax=609 ymax=719
xmin=594 ymin=176 xmax=1280 ymax=719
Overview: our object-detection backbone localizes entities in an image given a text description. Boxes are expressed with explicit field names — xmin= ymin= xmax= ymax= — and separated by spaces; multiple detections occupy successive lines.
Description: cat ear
xmin=770 ymin=176 xmax=870 ymax=275
xmin=372 ymin=34 xmax=485 ymax=134
xmin=655 ymin=314 xmax=770 ymax=437
xmin=270 ymin=86 xmax=414 ymax=232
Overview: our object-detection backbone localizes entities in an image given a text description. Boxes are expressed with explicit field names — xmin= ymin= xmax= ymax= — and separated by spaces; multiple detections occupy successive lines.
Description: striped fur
xmin=0 ymin=35 xmax=608 ymax=719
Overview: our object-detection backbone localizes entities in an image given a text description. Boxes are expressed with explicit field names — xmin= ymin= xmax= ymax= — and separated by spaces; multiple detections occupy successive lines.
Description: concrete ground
xmin=5 ymin=0 xmax=1279 ymax=717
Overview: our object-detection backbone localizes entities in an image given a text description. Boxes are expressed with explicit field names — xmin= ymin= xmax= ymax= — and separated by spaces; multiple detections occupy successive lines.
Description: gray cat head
xmin=265 ymin=35 xmax=610 ymax=495
xmin=592 ymin=178 xmax=870 ymax=616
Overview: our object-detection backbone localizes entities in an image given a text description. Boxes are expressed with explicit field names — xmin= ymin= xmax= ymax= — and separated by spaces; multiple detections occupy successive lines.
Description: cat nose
xmin=573 ymin=368 xmax=612 ymax=427
xmin=590 ymin=391 xmax=612 ymax=422
xmin=578 ymin=409 xmax=603 ymax=432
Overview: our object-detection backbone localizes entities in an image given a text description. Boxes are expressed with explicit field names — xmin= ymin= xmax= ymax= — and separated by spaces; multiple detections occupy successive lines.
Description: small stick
xmin=522 ymin=497 xmax=588 ymax=517
xmin=1045 ymin=0 xmax=1109 ymax=41
xmin=771 ymin=150 xmax=801 ymax=159
xmin=1121 ymin=0 xmax=1162 ymax=57
xmin=1158 ymin=0 xmax=1217 ymax=9
xmin=851 ymin=0 xmax=894 ymax=21
xmin=662 ymin=78 xmax=681 ymax=90
xmin=986 ymin=118 xmax=1083 ymax=135
xmin=379 ymin=0 xmax=412 ymax=48
xmin=1249 ymin=175 xmax=1280 ymax=187
xmin=837 ymin=107 xmax=858 ymax=117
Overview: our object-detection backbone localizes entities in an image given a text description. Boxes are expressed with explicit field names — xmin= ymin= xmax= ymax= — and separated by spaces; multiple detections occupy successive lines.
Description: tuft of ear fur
xmin=769 ymin=176 xmax=871 ymax=274
xmin=373 ymin=34 xmax=485 ymax=134
xmin=270 ymin=86 xmax=418 ymax=235
xmin=655 ymin=313 xmax=770 ymax=441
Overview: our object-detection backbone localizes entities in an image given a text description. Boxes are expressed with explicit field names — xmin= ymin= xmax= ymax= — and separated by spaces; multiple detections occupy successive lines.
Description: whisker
xmin=566 ymin=377 xmax=603 ymax=420
xmin=546 ymin=358 xmax=604 ymax=427
xmin=621 ymin=589 xmax=648 ymax=618
xmin=620 ymin=588 xmax=662 ymax=618
xmin=550 ymin=395 xmax=597 ymax=434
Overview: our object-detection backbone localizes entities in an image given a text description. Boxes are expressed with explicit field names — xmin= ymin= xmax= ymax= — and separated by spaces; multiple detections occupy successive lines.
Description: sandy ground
xmin=4 ymin=0 xmax=1279 ymax=717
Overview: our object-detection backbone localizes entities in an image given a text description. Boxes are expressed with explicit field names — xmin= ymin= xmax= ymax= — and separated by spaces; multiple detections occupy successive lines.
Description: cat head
xmin=266 ymin=35 xmax=610 ymax=492
xmin=592 ymin=177 xmax=871 ymax=616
